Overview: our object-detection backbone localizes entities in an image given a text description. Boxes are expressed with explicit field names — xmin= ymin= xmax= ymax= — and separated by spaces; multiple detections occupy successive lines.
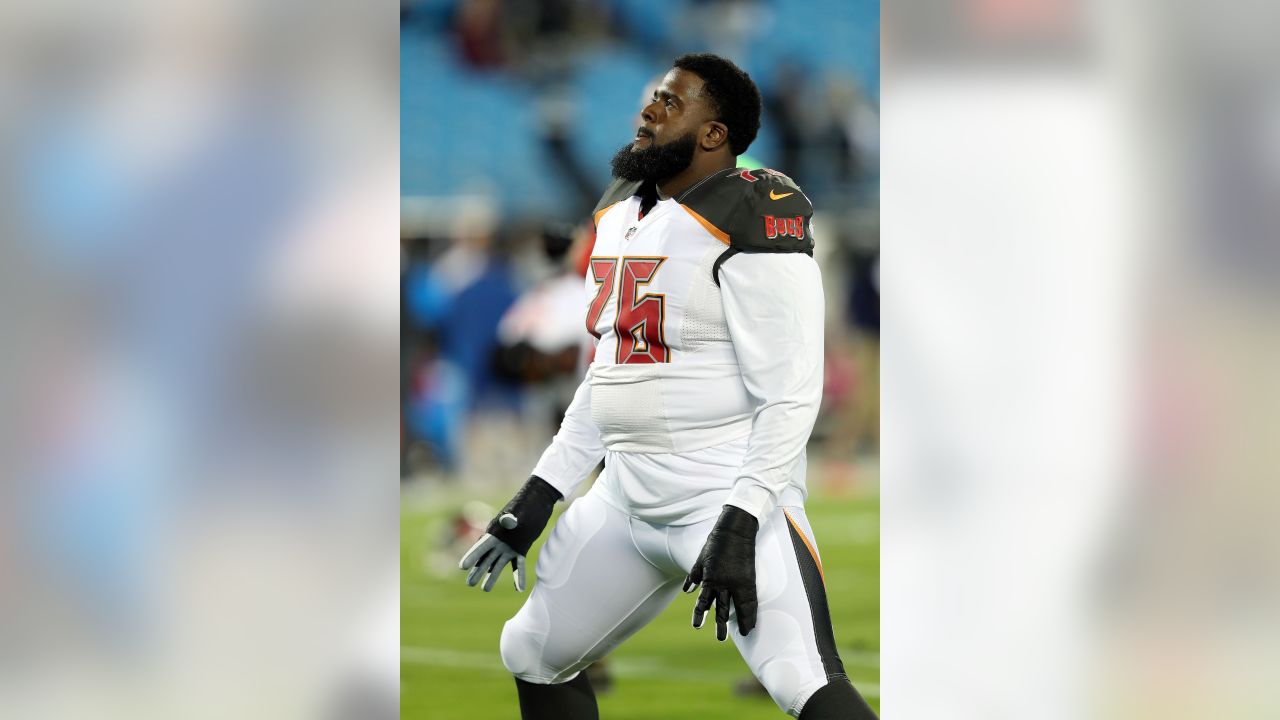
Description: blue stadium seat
xmin=401 ymin=0 xmax=878 ymax=219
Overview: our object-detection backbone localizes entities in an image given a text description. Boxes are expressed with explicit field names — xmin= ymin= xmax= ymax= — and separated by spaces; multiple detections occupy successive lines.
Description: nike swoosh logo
xmin=769 ymin=190 xmax=794 ymax=200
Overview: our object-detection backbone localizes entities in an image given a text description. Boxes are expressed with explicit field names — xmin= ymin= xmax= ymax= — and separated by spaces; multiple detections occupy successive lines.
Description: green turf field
xmin=401 ymin=486 xmax=879 ymax=719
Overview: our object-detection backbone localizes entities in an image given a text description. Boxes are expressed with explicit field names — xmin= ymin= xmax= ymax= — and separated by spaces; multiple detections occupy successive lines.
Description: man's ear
xmin=701 ymin=121 xmax=729 ymax=151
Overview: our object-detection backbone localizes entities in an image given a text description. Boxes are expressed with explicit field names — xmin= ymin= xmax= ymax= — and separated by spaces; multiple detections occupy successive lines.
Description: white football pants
xmin=499 ymin=488 xmax=848 ymax=716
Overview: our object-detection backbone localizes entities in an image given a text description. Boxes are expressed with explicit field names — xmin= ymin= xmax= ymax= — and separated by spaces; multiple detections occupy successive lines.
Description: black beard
xmin=610 ymin=131 xmax=698 ymax=183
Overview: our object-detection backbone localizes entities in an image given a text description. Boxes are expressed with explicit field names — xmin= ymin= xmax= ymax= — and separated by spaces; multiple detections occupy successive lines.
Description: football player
xmin=460 ymin=53 xmax=877 ymax=719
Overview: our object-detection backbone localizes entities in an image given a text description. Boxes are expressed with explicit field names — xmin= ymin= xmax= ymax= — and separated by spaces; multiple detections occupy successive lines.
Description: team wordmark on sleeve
xmin=763 ymin=215 xmax=806 ymax=240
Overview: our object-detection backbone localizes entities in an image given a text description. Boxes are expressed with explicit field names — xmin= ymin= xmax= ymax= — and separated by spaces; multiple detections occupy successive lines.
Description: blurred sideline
xmin=1 ymin=0 xmax=399 ymax=718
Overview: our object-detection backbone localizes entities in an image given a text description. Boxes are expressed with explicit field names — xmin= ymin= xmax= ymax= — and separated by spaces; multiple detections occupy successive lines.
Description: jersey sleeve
xmin=717 ymin=251 xmax=825 ymax=519
xmin=530 ymin=371 xmax=605 ymax=499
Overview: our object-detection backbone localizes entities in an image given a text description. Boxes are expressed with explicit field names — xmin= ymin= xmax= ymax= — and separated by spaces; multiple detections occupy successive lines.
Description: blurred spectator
xmin=538 ymin=87 xmax=601 ymax=218
xmin=453 ymin=0 xmax=510 ymax=69
xmin=764 ymin=61 xmax=808 ymax=184
xmin=684 ymin=0 xmax=768 ymax=61
xmin=817 ymin=73 xmax=880 ymax=188
xmin=402 ymin=206 xmax=519 ymax=475
xmin=829 ymin=72 xmax=880 ymax=183
xmin=494 ymin=223 xmax=593 ymax=429
xmin=494 ymin=224 xmax=589 ymax=385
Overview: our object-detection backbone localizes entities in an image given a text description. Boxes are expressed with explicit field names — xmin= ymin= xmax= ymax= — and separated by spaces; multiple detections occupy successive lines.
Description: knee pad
xmin=500 ymin=614 xmax=585 ymax=683
xmin=753 ymin=661 xmax=819 ymax=714
xmin=500 ymin=617 xmax=546 ymax=680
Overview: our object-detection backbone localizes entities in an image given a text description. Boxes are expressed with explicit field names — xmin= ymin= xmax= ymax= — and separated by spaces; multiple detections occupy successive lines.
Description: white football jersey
xmin=534 ymin=168 xmax=824 ymax=524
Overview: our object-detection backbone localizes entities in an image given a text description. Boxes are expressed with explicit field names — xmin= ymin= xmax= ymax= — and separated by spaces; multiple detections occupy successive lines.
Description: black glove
xmin=458 ymin=475 xmax=563 ymax=592
xmin=684 ymin=505 xmax=759 ymax=640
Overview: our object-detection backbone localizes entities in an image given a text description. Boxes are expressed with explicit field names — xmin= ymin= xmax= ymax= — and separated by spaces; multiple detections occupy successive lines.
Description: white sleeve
xmin=719 ymin=252 xmax=825 ymax=519
xmin=531 ymin=371 xmax=605 ymax=499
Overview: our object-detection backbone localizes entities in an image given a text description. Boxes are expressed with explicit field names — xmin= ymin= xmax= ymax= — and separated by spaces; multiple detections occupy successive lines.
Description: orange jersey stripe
xmin=593 ymin=201 xmax=620 ymax=228
xmin=679 ymin=205 xmax=731 ymax=245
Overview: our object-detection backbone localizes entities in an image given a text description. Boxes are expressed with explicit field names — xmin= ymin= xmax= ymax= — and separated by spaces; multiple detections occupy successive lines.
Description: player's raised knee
xmin=753 ymin=661 xmax=822 ymax=715
xmin=499 ymin=617 xmax=545 ymax=680
xmin=501 ymin=615 xmax=589 ymax=684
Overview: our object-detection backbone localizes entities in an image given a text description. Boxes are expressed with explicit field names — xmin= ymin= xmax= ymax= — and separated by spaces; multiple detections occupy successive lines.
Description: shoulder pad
xmin=675 ymin=168 xmax=746 ymax=243
xmin=733 ymin=168 xmax=814 ymax=253
xmin=679 ymin=168 xmax=814 ymax=253
xmin=593 ymin=178 xmax=642 ymax=227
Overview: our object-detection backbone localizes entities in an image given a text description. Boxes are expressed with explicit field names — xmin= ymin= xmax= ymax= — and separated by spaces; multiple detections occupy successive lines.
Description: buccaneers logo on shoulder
xmin=763 ymin=215 xmax=806 ymax=240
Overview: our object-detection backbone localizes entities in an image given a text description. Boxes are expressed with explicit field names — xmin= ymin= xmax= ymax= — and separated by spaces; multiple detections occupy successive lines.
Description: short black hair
xmin=672 ymin=53 xmax=761 ymax=156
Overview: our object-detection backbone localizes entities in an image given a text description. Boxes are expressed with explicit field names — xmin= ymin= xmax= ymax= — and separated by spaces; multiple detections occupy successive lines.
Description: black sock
xmin=514 ymin=672 xmax=599 ymax=720
xmin=798 ymin=678 xmax=879 ymax=719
